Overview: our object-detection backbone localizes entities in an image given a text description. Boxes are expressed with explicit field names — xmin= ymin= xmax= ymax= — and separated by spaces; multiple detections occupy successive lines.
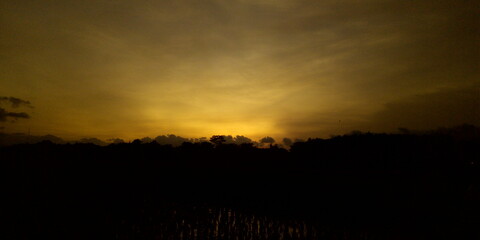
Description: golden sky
xmin=1 ymin=0 xmax=479 ymax=141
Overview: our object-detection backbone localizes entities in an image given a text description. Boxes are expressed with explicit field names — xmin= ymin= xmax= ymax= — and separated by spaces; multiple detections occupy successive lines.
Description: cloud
xmin=0 ymin=97 xmax=32 ymax=122
xmin=0 ymin=97 xmax=33 ymax=108
xmin=0 ymin=1 xmax=477 ymax=139
xmin=0 ymin=108 xmax=30 ymax=122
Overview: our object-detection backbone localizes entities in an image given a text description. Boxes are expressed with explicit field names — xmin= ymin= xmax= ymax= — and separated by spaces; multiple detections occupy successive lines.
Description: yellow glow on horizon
xmin=181 ymin=120 xmax=278 ymax=138
xmin=139 ymin=107 xmax=279 ymax=139
xmin=1 ymin=1 xmax=478 ymax=142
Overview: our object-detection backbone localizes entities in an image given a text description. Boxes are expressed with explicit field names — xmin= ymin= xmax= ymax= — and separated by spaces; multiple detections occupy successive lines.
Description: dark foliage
xmin=1 ymin=131 xmax=479 ymax=239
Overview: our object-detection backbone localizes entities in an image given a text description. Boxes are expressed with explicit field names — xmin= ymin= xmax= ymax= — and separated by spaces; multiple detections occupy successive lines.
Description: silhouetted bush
xmin=2 ymin=128 xmax=479 ymax=239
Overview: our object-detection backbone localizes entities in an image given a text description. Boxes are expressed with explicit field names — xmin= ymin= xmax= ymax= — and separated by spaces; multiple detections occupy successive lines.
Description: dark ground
xmin=2 ymin=132 xmax=479 ymax=239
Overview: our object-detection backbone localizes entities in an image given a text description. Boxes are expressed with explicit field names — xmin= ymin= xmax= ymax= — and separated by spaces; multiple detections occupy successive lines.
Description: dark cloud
xmin=0 ymin=97 xmax=32 ymax=122
xmin=0 ymin=108 xmax=30 ymax=122
xmin=0 ymin=97 xmax=33 ymax=108
xmin=6 ymin=111 xmax=29 ymax=119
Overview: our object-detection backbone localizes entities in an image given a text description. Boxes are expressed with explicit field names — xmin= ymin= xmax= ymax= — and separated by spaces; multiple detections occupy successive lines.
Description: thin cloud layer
xmin=0 ymin=96 xmax=32 ymax=123
xmin=0 ymin=97 xmax=33 ymax=108
xmin=0 ymin=108 xmax=30 ymax=122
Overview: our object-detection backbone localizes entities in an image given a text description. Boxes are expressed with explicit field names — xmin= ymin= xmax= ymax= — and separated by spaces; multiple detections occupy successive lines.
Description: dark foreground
xmin=2 ymin=132 xmax=479 ymax=239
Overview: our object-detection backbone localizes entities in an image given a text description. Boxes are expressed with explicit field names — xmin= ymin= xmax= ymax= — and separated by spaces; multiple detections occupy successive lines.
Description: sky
xmin=1 ymin=0 xmax=479 ymax=141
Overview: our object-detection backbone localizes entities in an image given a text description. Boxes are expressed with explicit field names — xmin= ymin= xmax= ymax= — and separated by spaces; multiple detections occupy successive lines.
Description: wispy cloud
xmin=0 ymin=108 xmax=30 ymax=122
xmin=0 ymin=97 xmax=33 ymax=108
xmin=0 ymin=0 xmax=477 ymax=139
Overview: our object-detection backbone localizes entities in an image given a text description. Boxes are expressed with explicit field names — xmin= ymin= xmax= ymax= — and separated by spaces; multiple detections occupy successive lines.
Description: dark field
xmin=2 ymin=132 xmax=479 ymax=239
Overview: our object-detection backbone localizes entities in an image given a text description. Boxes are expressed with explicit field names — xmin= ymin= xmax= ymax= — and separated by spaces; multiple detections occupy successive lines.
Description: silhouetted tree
xmin=140 ymin=137 xmax=152 ymax=143
xmin=282 ymin=138 xmax=293 ymax=146
xmin=234 ymin=135 xmax=253 ymax=144
xmin=210 ymin=135 xmax=226 ymax=146
xmin=77 ymin=137 xmax=106 ymax=146
xmin=260 ymin=136 xmax=275 ymax=147
xmin=2 ymin=125 xmax=478 ymax=240
xmin=154 ymin=134 xmax=189 ymax=146
xmin=107 ymin=138 xmax=125 ymax=144
xmin=398 ymin=128 xmax=410 ymax=134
